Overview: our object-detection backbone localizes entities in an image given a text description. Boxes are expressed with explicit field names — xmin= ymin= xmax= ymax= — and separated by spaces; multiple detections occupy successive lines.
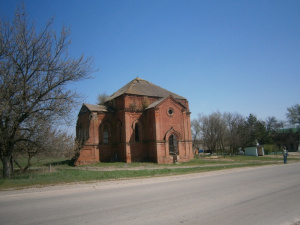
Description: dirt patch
xmin=203 ymin=156 xmax=235 ymax=161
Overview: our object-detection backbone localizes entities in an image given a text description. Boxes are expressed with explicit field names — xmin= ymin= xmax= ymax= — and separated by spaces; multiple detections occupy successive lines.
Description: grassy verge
xmin=0 ymin=163 xmax=263 ymax=189
xmin=0 ymin=154 xmax=299 ymax=190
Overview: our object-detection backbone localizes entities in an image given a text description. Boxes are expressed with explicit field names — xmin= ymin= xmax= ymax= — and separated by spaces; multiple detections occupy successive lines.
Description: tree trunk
xmin=1 ymin=154 xmax=13 ymax=178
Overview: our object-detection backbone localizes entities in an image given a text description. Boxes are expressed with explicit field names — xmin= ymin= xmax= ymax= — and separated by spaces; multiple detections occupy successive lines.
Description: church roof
xmin=106 ymin=78 xmax=186 ymax=102
xmin=82 ymin=103 xmax=110 ymax=112
xmin=146 ymin=95 xmax=187 ymax=110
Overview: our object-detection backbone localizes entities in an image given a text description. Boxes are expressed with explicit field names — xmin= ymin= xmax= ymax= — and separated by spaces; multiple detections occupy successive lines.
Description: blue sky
xmin=1 ymin=0 xmax=300 ymax=124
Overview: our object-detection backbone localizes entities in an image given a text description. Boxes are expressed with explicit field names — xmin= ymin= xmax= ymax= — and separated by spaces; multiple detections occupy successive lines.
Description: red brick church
xmin=74 ymin=78 xmax=193 ymax=165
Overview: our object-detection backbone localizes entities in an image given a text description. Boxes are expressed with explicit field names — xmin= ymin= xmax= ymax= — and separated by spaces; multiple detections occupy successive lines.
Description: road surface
xmin=1 ymin=163 xmax=300 ymax=225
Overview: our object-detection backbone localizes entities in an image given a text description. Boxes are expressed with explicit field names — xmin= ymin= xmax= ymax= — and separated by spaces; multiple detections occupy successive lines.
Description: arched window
xmin=169 ymin=135 xmax=178 ymax=155
xmin=103 ymin=124 xmax=109 ymax=143
xmin=133 ymin=120 xmax=142 ymax=142
xmin=135 ymin=123 xmax=140 ymax=142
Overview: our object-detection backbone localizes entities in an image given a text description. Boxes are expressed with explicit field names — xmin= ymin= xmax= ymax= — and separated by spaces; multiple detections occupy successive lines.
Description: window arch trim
xmin=132 ymin=120 xmax=143 ymax=142
xmin=164 ymin=127 xmax=181 ymax=142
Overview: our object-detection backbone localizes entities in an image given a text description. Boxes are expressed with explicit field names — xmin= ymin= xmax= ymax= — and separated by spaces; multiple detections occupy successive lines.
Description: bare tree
xmin=287 ymin=104 xmax=300 ymax=126
xmin=97 ymin=93 xmax=109 ymax=105
xmin=286 ymin=104 xmax=300 ymax=151
xmin=223 ymin=112 xmax=244 ymax=154
xmin=197 ymin=112 xmax=227 ymax=154
xmin=191 ymin=118 xmax=201 ymax=151
xmin=265 ymin=116 xmax=282 ymax=131
xmin=0 ymin=6 xmax=94 ymax=178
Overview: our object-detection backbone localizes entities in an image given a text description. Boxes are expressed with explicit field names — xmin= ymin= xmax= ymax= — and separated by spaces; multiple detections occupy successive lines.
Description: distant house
xmin=74 ymin=78 xmax=193 ymax=165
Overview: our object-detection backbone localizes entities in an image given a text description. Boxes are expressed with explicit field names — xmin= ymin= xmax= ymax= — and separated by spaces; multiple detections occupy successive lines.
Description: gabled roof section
xmin=79 ymin=103 xmax=111 ymax=114
xmin=146 ymin=95 xmax=187 ymax=110
xmin=106 ymin=78 xmax=186 ymax=102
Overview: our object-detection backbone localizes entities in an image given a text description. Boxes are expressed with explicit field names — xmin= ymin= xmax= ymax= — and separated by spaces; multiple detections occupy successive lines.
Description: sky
xmin=1 ymin=0 xmax=299 ymax=126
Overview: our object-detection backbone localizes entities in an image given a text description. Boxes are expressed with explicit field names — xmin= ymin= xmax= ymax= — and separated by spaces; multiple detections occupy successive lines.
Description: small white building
xmin=244 ymin=146 xmax=264 ymax=156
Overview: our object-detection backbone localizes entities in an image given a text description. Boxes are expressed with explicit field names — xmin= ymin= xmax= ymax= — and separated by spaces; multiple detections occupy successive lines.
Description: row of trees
xmin=192 ymin=104 xmax=300 ymax=155
xmin=0 ymin=6 xmax=94 ymax=178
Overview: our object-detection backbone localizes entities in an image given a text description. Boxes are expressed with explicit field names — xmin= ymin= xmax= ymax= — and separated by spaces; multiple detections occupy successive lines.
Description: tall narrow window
xmin=169 ymin=135 xmax=178 ymax=155
xmin=135 ymin=123 xmax=140 ymax=142
xmin=103 ymin=125 xmax=109 ymax=143
xmin=117 ymin=122 xmax=122 ymax=142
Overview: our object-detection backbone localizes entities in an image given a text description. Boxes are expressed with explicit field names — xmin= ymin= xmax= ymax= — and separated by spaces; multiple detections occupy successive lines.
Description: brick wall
xmin=75 ymin=94 xmax=193 ymax=165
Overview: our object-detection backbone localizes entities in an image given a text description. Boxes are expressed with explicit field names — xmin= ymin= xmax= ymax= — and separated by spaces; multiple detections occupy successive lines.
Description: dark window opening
xmin=169 ymin=135 xmax=178 ymax=155
xmin=103 ymin=125 xmax=109 ymax=143
xmin=118 ymin=124 xmax=121 ymax=142
xmin=117 ymin=121 xmax=122 ymax=143
xmin=135 ymin=123 xmax=140 ymax=142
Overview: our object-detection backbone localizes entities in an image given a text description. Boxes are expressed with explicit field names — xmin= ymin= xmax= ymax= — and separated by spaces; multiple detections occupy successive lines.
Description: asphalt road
xmin=1 ymin=163 xmax=300 ymax=225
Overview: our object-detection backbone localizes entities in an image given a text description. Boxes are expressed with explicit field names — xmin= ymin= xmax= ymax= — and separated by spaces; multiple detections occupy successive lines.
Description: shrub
xmin=264 ymin=144 xmax=280 ymax=154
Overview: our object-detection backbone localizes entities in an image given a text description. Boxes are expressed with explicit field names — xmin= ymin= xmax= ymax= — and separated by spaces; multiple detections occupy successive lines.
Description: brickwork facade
xmin=75 ymin=78 xmax=193 ymax=165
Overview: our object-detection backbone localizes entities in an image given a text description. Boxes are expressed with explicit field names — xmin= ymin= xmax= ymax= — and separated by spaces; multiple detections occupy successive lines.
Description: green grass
xmin=1 ymin=155 xmax=299 ymax=190
xmin=12 ymin=157 xmax=72 ymax=168
xmin=0 ymin=163 xmax=263 ymax=189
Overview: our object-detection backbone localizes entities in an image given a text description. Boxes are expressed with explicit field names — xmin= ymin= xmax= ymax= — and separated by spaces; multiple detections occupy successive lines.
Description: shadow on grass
xmin=44 ymin=159 xmax=73 ymax=167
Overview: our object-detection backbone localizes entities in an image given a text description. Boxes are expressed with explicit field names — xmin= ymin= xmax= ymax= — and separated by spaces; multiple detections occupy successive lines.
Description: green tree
xmin=243 ymin=114 xmax=258 ymax=146
xmin=243 ymin=114 xmax=270 ymax=146
xmin=0 ymin=6 xmax=93 ymax=178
